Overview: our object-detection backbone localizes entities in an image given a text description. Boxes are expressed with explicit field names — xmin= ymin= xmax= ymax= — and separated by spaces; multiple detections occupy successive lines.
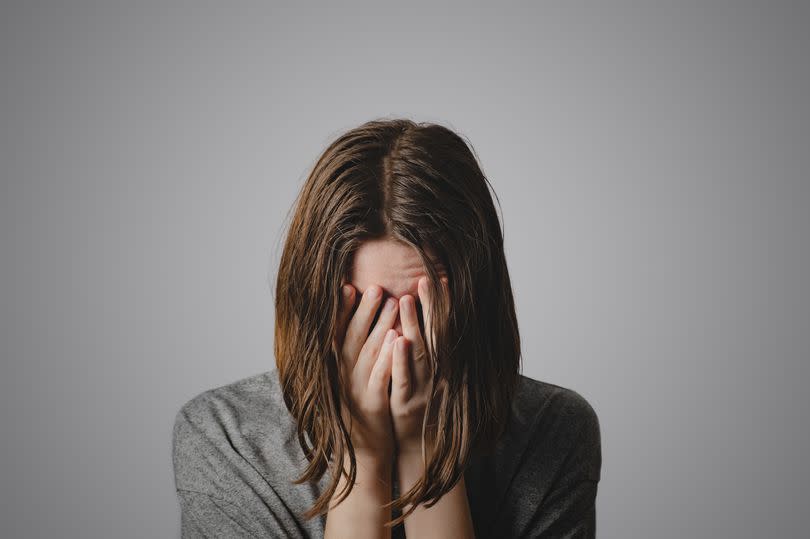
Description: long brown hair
xmin=273 ymin=117 xmax=521 ymax=527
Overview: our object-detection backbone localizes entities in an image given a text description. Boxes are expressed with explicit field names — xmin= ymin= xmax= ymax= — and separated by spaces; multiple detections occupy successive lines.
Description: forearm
xmin=396 ymin=452 xmax=475 ymax=539
xmin=325 ymin=452 xmax=393 ymax=539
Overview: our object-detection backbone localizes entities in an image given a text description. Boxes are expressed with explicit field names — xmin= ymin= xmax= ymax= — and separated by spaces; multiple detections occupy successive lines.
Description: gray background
xmin=1 ymin=2 xmax=808 ymax=538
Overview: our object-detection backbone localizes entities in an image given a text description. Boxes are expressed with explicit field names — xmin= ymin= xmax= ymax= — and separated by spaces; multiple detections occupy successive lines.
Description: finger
xmin=417 ymin=277 xmax=435 ymax=354
xmin=399 ymin=294 xmax=423 ymax=353
xmin=343 ymin=284 xmax=384 ymax=368
xmin=333 ymin=284 xmax=355 ymax=353
xmin=399 ymin=293 xmax=427 ymax=388
xmin=417 ymin=276 xmax=450 ymax=361
xmin=390 ymin=335 xmax=411 ymax=405
xmin=367 ymin=329 xmax=397 ymax=404
xmin=355 ymin=295 xmax=399 ymax=385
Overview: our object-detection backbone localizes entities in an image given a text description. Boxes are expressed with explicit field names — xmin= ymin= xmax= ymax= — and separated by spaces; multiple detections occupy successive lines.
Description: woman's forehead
xmin=348 ymin=238 xmax=445 ymax=299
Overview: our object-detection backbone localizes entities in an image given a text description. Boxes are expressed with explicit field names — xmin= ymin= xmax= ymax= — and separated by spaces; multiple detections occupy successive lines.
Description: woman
xmin=172 ymin=118 xmax=602 ymax=538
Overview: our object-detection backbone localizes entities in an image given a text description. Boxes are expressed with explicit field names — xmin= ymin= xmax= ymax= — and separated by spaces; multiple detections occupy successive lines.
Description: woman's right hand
xmin=333 ymin=282 xmax=400 ymax=459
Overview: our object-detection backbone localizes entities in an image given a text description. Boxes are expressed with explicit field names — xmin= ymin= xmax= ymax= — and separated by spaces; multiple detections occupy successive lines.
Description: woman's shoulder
xmin=172 ymin=371 xmax=330 ymax=536
xmin=173 ymin=370 xmax=285 ymax=442
xmin=515 ymin=374 xmax=600 ymax=438
xmin=173 ymin=369 xmax=284 ymax=426
xmin=171 ymin=369 xmax=303 ymax=493
xmin=506 ymin=373 xmax=601 ymax=480
xmin=464 ymin=374 xmax=602 ymax=536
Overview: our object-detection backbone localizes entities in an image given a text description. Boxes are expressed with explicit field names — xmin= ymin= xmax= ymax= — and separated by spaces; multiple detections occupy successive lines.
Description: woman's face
xmin=348 ymin=238 xmax=446 ymax=335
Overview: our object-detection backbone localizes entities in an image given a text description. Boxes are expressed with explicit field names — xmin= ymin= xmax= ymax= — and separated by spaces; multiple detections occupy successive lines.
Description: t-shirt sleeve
xmin=172 ymin=400 xmax=312 ymax=538
xmin=522 ymin=390 xmax=602 ymax=538
xmin=176 ymin=489 xmax=261 ymax=539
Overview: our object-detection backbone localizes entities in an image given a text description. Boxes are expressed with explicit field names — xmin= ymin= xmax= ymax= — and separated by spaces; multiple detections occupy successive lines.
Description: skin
xmin=324 ymin=238 xmax=475 ymax=539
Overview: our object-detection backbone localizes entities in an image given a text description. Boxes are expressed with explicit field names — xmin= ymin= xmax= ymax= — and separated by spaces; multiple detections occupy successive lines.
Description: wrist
xmin=347 ymin=448 xmax=394 ymax=472
xmin=396 ymin=435 xmax=424 ymax=456
xmin=396 ymin=448 xmax=426 ymax=487
xmin=333 ymin=450 xmax=393 ymax=505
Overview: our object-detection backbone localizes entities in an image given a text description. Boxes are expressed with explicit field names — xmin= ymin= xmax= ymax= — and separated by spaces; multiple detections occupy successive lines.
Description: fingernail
xmin=367 ymin=285 xmax=380 ymax=298
xmin=397 ymin=338 xmax=407 ymax=351
xmin=385 ymin=297 xmax=397 ymax=311
xmin=385 ymin=330 xmax=396 ymax=343
xmin=342 ymin=285 xmax=352 ymax=298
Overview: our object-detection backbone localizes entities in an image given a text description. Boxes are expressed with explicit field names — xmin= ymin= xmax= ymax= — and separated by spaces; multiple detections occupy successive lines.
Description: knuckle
xmin=392 ymin=401 xmax=418 ymax=419
xmin=341 ymin=342 xmax=353 ymax=361
xmin=360 ymin=343 xmax=380 ymax=362
xmin=359 ymin=399 xmax=381 ymax=415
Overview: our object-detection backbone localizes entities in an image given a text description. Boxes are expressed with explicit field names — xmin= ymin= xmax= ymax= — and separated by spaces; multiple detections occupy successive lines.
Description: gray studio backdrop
xmin=1 ymin=2 xmax=808 ymax=538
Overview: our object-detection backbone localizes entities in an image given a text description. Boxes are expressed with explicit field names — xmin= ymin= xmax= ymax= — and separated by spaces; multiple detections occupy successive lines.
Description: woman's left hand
xmin=390 ymin=276 xmax=449 ymax=458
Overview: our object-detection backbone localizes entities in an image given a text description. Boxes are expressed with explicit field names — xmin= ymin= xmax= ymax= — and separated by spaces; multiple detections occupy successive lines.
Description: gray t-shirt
xmin=172 ymin=369 xmax=601 ymax=538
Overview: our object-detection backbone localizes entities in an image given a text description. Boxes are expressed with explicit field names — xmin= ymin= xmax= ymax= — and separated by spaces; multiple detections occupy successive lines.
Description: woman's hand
xmin=333 ymin=283 xmax=400 ymax=458
xmin=390 ymin=276 xmax=449 ymax=457
xmin=390 ymin=277 xmax=475 ymax=538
